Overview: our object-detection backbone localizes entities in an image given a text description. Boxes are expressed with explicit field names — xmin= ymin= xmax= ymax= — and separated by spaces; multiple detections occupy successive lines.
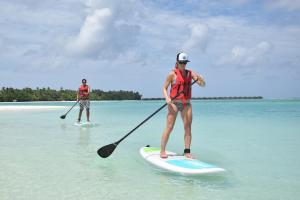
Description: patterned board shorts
xmin=79 ymin=100 xmax=90 ymax=110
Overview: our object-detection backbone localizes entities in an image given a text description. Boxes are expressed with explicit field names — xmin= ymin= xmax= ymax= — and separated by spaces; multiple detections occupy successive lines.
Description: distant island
xmin=142 ymin=96 xmax=263 ymax=100
xmin=0 ymin=87 xmax=263 ymax=102
xmin=0 ymin=87 xmax=142 ymax=102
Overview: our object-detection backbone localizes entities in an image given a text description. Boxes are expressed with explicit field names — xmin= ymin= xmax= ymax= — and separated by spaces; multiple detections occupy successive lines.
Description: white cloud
xmin=66 ymin=2 xmax=143 ymax=61
xmin=182 ymin=24 xmax=211 ymax=53
xmin=67 ymin=8 xmax=113 ymax=56
xmin=216 ymin=41 xmax=273 ymax=68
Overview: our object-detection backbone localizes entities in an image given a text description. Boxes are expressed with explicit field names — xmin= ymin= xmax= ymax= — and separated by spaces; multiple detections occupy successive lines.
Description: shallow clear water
xmin=0 ymin=100 xmax=299 ymax=200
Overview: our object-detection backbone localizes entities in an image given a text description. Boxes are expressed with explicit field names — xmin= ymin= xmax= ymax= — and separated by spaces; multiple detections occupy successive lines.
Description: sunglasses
xmin=178 ymin=61 xmax=188 ymax=64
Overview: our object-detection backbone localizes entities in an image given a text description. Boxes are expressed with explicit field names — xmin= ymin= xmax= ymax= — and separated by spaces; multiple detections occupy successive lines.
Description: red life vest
xmin=169 ymin=68 xmax=192 ymax=104
xmin=79 ymin=85 xmax=89 ymax=98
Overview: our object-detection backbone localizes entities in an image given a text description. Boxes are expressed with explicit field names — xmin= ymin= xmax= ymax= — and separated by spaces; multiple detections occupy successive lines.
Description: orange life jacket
xmin=169 ymin=68 xmax=192 ymax=105
xmin=79 ymin=85 xmax=89 ymax=98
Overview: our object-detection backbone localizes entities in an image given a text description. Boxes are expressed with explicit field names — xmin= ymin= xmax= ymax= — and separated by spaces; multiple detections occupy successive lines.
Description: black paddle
xmin=60 ymin=100 xmax=79 ymax=119
xmin=97 ymin=80 xmax=197 ymax=158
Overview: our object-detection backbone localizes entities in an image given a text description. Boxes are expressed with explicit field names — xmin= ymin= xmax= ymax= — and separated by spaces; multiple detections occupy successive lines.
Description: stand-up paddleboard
xmin=140 ymin=146 xmax=225 ymax=175
xmin=74 ymin=122 xmax=97 ymax=127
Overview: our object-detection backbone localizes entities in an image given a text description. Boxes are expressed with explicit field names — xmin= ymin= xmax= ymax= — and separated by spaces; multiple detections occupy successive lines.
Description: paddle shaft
xmin=115 ymin=80 xmax=197 ymax=145
xmin=63 ymin=100 xmax=79 ymax=116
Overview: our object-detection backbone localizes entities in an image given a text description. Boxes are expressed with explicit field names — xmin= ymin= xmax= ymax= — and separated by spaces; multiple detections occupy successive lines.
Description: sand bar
xmin=0 ymin=106 xmax=66 ymax=111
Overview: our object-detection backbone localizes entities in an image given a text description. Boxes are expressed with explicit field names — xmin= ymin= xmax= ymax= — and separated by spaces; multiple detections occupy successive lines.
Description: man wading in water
xmin=77 ymin=79 xmax=91 ymax=123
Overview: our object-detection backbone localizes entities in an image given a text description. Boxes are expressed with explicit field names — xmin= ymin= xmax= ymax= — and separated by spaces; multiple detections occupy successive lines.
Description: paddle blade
xmin=97 ymin=143 xmax=117 ymax=158
xmin=60 ymin=115 xmax=66 ymax=119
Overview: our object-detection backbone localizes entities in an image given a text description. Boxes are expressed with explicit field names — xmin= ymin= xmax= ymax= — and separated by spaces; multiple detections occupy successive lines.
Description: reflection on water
xmin=78 ymin=127 xmax=90 ymax=148
xmin=153 ymin=167 xmax=231 ymax=190
xmin=60 ymin=123 xmax=67 ymax=130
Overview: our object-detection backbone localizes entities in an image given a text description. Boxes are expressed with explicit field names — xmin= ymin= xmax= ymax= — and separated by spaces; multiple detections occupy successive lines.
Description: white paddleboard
xmin=140 ymin=146 xmax=225 ymax=175
xmin=74 ymin=122 xmax=97 ymax=127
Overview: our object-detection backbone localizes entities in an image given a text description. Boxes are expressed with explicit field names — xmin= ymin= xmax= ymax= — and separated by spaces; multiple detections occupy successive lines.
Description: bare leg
xmin=86 ymin=109 xmax=90 ymax=122
xmin=78 ymin=108 xmax=83 ymax=122
xmin=160 ymin=104 xmax=178 ymax=158
xmin=180 ymin=104 xmax=193 ymax=158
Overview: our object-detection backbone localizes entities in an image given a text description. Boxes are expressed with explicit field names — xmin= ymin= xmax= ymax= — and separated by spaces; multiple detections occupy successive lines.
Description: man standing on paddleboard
xmin=77 ymin=79 xmax=90 ymax=123
xmin=160 ymin=52 xmax=205 ymax=159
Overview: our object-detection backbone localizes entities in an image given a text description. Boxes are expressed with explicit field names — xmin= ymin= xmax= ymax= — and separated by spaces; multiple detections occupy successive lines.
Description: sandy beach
xmin=0 ymin=106 xmax=66 ymax=111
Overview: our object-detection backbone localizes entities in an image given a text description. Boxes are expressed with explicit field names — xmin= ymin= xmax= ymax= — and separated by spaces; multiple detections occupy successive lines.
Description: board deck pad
xmin=140 ymin=146 xmax=225 ymax=175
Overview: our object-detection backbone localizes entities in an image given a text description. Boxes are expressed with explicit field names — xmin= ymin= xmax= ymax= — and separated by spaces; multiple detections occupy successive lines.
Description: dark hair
xmin=176 ymin=52 xmax=181 ymax=61
xmin=82 ymin=79 xmax=87 ymax=83
xmin=174 ymin=53 xmax=181 ymax=69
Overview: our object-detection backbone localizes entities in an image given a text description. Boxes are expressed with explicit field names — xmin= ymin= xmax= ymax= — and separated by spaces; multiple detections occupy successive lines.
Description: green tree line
xmin=0 ymin=87 xmax=142 ymax=102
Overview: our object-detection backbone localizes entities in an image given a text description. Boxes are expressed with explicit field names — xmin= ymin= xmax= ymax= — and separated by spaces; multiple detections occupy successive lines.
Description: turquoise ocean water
xmin=0 ymin=100 xmax=299 ymax=200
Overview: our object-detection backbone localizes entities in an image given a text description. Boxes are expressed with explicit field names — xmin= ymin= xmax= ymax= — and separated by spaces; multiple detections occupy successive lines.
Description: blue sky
xmin=0 ymin=0 xmax=299 ymax=99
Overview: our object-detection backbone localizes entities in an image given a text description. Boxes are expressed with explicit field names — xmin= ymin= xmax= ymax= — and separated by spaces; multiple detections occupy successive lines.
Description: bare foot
xmin=184 ymin=153 xmax=195 ymax=159
xmin=160 ymin=151 xmax=168 ymax=159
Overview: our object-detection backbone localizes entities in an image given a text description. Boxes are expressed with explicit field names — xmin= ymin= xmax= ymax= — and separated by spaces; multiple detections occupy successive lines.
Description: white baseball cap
xmin=177 ymin=52 xmax=190 ymax=63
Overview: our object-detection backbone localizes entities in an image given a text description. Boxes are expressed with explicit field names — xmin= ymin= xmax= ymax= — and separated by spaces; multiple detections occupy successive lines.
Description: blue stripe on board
xmin=166 ymin=159 xmax=217 ymax=169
